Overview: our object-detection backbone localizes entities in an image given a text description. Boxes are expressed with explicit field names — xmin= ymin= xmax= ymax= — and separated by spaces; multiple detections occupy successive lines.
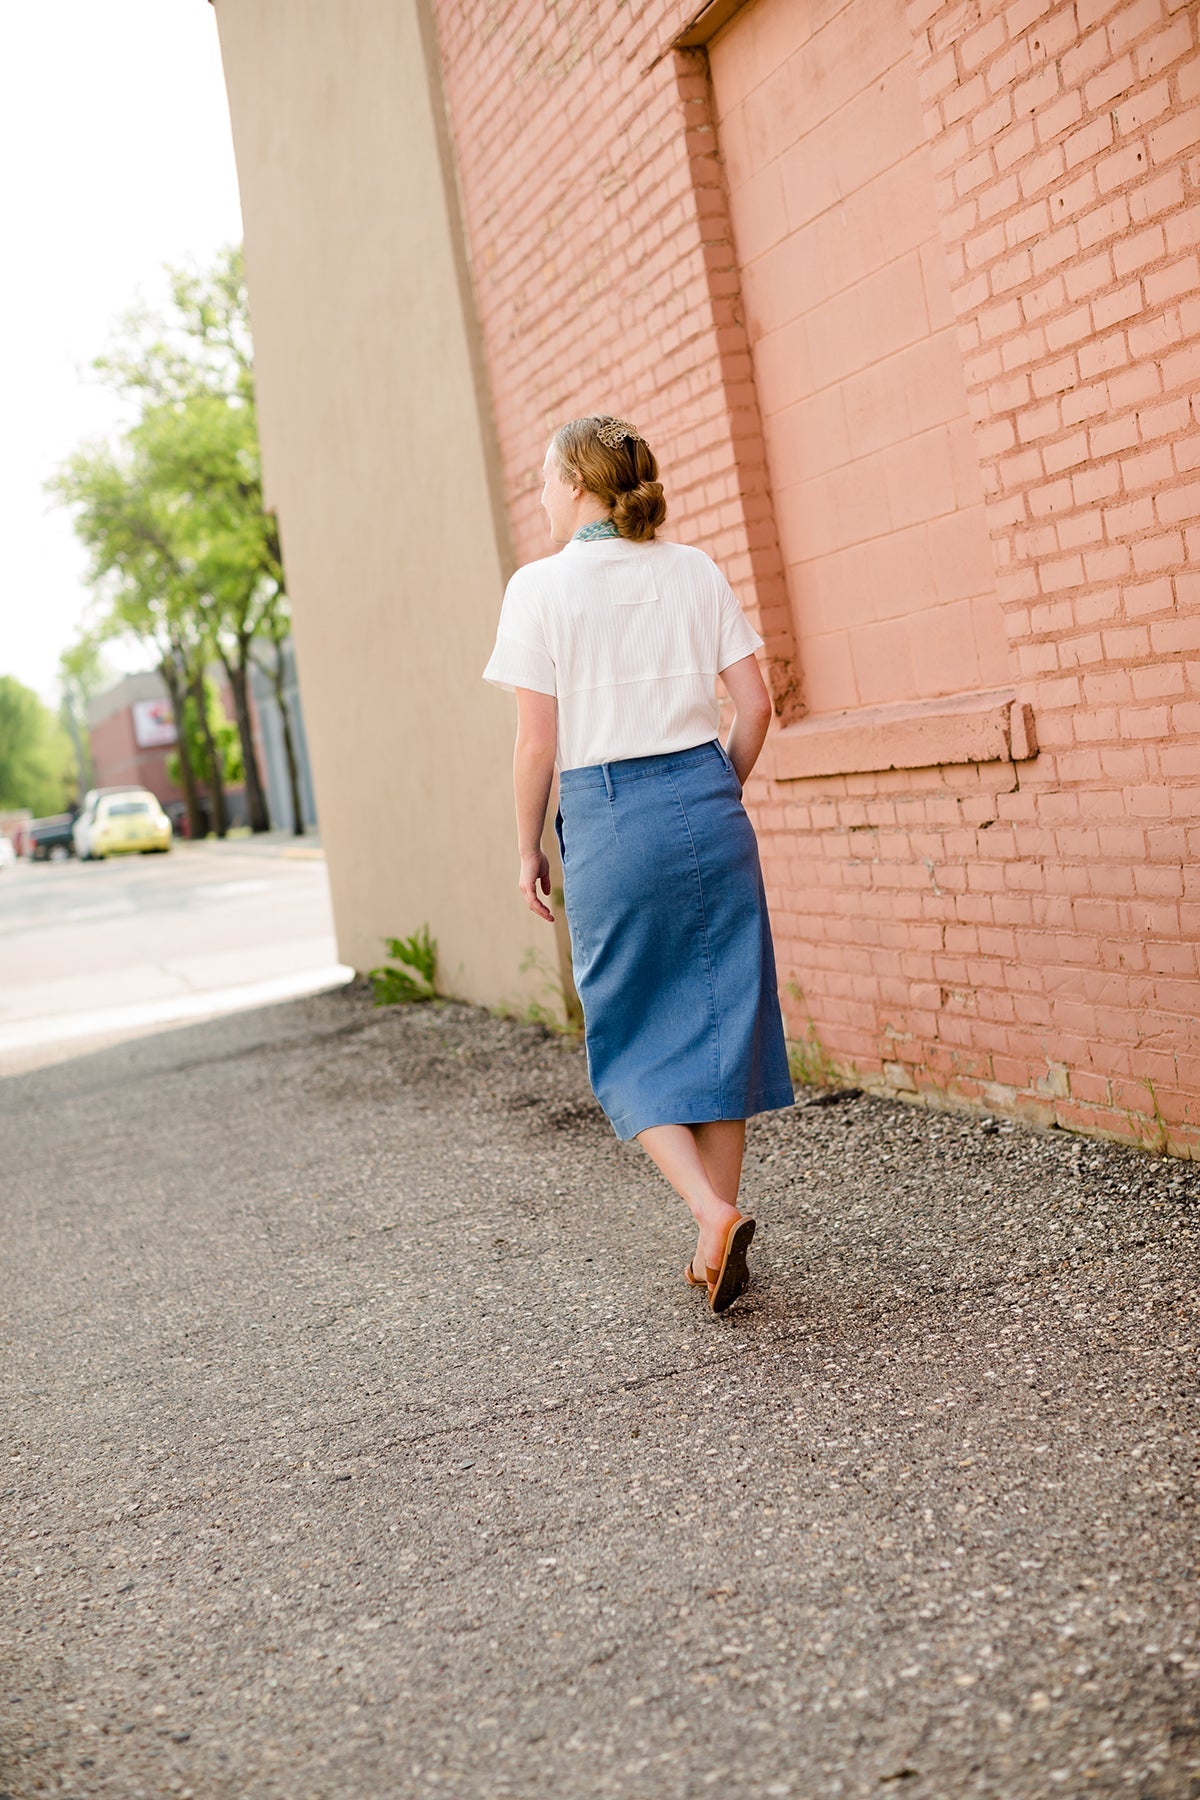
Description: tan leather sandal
xmin=708 ymin=1214 xmax=756 ymax=1314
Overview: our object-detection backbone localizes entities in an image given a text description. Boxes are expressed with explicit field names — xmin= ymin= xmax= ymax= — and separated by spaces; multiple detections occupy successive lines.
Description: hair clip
xmin=595 ymin=417 xmax=641 ymax=450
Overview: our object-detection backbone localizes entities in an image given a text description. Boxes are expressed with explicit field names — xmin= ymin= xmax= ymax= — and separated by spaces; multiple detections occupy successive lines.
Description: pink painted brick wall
xmin=432 ymin=0 xmax=803 ymax=720
xmin=710 ymin=0 xmax=1013 ymax=712
xmin=880 ymin=0 xmax=1200 ymax=1150
xmin=433 ymin=0 xmax=1200 ymax=1156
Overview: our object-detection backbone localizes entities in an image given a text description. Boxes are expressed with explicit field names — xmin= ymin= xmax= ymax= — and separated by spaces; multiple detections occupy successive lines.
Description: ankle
xmin=689 ymin=1201 xmax=735 ymax=1246
xmin=696 ymin=1199 xmax=739 ymax=1257
xmin=698 ymin=1196 xmax=739 ymax=1227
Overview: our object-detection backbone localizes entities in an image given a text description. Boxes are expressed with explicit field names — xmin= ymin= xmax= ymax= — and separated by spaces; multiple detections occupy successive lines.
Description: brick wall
xmin=431 ymin=0 xmax=802 ymax=717
xmin=87 ymin=710 xmax=177 ymax=805
xmin=895 ymin=0 xmax=1200 ymax=1147
xmin=710 ymin=0 xmax=1013 ymax=712
xmin=432 ymin=0 xmax=1200 ymax=1156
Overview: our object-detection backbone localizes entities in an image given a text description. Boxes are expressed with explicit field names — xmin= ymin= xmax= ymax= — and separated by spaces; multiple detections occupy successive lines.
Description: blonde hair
xmin=553 ymin=415 xmax=667 ymax=542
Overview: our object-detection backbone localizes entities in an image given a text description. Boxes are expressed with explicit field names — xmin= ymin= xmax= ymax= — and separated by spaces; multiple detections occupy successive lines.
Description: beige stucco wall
xmin=212 ymin=0 xmax=552 ymax=1010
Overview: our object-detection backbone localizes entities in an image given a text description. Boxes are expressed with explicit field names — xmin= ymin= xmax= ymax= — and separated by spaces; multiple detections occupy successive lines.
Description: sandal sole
xmin=710 ymin=1215 xmax=755 ymax=1314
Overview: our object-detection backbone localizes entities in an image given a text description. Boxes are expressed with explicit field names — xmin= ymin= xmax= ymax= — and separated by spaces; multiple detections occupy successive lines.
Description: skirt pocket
xmin=713 ymin=737 xmax=743 ymax=800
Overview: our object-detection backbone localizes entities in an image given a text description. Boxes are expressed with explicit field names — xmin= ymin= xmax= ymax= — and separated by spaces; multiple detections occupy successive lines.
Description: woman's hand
xmin=519 ymin=850 xmax=555 ymax=922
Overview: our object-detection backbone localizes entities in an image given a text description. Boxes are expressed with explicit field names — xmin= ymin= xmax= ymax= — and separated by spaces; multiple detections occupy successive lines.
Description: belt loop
xmin=602 ymin=762 xmax=614 ymax=801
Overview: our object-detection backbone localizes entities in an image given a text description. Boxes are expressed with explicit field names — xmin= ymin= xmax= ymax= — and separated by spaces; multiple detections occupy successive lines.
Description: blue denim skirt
xmin=555 ymin=739 xmax=794 ymax=1141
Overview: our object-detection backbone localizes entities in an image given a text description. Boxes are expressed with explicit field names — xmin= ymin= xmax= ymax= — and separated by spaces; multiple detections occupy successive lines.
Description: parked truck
xmin=27 ymin=812 xmax=79 ymax=860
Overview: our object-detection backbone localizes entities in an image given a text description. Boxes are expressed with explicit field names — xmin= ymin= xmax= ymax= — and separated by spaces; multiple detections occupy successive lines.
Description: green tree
xmin=52 ymin=245 xmax=292 ymax=839
xmin=57 ymin=632 xmax=113 ymax=794
xmin=166 ymin=676 xmax=241 ymax=795
xmin=48 ymin=436 xmax=214 ymax=838
xmin=0 ymin=676 xmax=76 ymax=817
xmin=93 ymin=247 xmax=281 ymax=833
xmin=95 ymin=245 xmax=254 ymax=409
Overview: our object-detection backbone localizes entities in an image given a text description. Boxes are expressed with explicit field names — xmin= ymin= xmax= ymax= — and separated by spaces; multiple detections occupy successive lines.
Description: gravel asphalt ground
xmin=2 ymin=986 xmax=1198 ymax=1799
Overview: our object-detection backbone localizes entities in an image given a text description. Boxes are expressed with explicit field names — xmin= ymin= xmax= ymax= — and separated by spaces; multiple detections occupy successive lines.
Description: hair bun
xmin=612 ymin=479 xmax=666 ymax=543
xmin=552 ymin=415 xmax=667 ymax=540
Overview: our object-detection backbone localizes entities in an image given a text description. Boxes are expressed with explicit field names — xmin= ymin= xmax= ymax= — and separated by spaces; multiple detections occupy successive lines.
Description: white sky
xmin=1 ymin=1 xmax=243 ymax=704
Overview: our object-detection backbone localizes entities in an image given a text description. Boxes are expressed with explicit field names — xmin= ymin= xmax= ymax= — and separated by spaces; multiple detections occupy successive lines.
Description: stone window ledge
xmin=766 ymin=691 xmax=1038 ymax=783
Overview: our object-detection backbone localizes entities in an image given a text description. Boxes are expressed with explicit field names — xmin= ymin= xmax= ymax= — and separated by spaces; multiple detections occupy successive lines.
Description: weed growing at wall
xmin=368 ymin=926 xmax=437 ymax=1006
xmin=491 ymin=947 xmax=583 ymax=1038
xmin=785 ymin=983 xmax=858 ymax=1091
xmin=787 ymin=1030 xmax=852 ymax=1092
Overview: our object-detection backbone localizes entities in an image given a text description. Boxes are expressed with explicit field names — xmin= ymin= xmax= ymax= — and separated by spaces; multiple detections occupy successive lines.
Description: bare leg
xmin=637 ymin=1121 xmax=745 ymax=1280
xmin=693 ymin=1119 xmax=746 ymax=1206
xmin=691 ymin=1120 xmax=746 ymax=1278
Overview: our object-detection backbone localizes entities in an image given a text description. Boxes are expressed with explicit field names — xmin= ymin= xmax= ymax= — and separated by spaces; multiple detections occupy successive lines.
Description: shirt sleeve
xmin=716 ymin=571 xmax=764 ymax=671
xmin=482 ymin=571 xmax=557 ymax=696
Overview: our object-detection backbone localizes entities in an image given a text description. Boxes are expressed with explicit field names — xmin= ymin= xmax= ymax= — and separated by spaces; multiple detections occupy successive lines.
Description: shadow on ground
xmin=1 ymin=987 xmax=1198 ymax=1798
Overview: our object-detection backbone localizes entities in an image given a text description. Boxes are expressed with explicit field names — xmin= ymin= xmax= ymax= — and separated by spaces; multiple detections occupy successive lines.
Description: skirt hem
xmin=608 ymin=1084 xmax=796 ymax=1143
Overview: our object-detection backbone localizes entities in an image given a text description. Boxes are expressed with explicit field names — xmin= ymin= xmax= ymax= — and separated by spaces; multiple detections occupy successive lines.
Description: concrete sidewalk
xmin=174 ymin=827 xmax=326 ymax=861
xmin=2 ymin=989 xmax=1197 ymax=1799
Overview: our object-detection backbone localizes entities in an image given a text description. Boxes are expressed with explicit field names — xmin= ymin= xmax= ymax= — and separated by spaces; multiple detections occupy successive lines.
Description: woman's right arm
xmin=719 ymin=654 xmax=773 ymax=788
xmin=514 ymin=686 xmax=558 ymax=922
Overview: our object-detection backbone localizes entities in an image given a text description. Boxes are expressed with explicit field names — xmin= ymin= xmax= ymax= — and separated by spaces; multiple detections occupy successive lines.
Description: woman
xmin=483 ymin=416 xmax=793 ymax=1313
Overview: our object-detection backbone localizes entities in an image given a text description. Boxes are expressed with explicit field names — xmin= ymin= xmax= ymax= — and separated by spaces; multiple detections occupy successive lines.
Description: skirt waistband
xmin=559 ymin=739 xmax=729 ymax=795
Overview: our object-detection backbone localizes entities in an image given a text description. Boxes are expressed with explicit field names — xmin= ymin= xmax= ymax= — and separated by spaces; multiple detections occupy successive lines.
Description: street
xmin=0 ymin=838 xmax=348 ymax=1076
xmin=1 ymin=987 xmax=1198 ymax=1798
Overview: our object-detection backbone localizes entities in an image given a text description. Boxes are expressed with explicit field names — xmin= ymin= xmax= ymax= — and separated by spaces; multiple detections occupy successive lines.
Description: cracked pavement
xmin=2 ymin=986 xmax=1199 ymax=1798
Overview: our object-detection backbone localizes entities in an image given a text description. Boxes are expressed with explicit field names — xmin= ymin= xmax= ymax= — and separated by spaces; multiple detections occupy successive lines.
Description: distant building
xmin=86 ymin=663 xmax=313 ymax=832
xmin=87 ymin=671 xmax=182 ymax=807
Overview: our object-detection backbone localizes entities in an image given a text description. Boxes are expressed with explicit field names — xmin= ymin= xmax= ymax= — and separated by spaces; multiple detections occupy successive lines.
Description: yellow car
xmin=91 ymin=791 xmax=173 ymax=859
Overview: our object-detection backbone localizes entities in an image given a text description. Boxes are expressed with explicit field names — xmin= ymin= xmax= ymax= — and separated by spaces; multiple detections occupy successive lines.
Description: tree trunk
xmin=222 ymin=646 xmax=271 ymax=833
xmin=191 ymin=670 xmax=228 ymax=837
xmin=272 ymin=635 xmax=306 ymax=836
xmin=62 ymin=691 xmax=94 ymax=795
xmin=161 ymin=656 xmax=204 ymax=841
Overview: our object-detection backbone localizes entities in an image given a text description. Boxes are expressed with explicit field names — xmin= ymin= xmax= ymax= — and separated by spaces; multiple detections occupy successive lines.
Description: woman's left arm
xmin=514 ymin=687 xmax=559 ymax=922
xmin=719 ymin=654 xmax=774 ymax=787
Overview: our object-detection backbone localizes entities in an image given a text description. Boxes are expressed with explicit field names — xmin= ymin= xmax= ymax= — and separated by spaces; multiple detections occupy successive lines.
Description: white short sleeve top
xmin=482 ymin=537 xmax=764 ymax=771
